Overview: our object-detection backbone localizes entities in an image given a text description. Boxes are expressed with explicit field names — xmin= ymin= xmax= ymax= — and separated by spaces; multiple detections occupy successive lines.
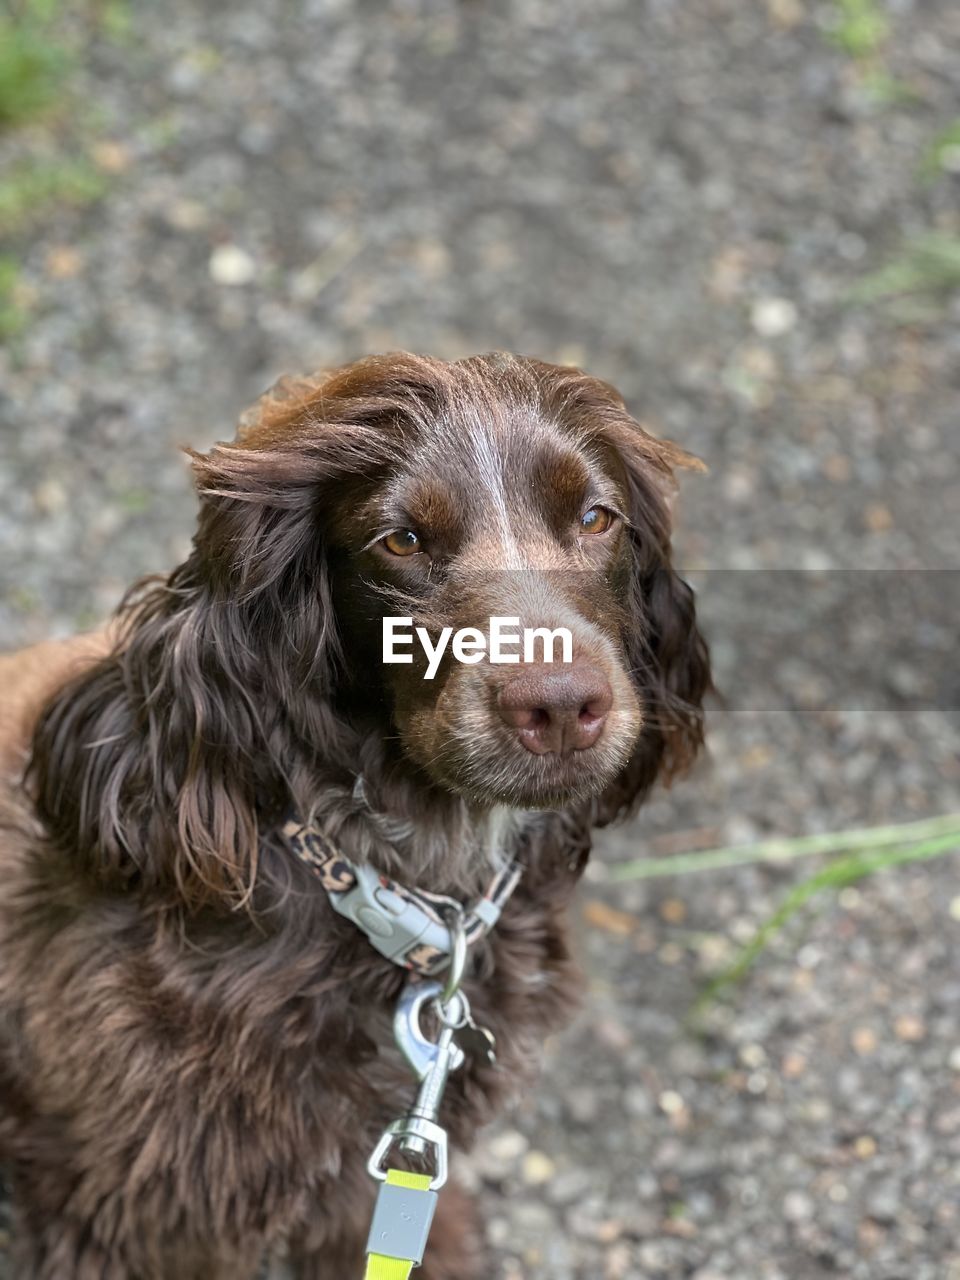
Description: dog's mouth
xmin=427 ymin=740 xmax=637 ymax=810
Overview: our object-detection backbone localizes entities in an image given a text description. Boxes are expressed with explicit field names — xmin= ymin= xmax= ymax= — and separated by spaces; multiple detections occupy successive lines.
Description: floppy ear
xmin=590 ymin=416 xmax=712 ymax=826
xmin=28 ymin=378 xmax=373 ymax=911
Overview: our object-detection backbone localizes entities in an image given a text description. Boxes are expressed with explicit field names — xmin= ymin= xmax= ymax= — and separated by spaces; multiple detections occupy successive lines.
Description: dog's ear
xmin=28 ymin=377 xmax=386 ymax=912
xmin=586 ymin=402 xmax=712 ymax=825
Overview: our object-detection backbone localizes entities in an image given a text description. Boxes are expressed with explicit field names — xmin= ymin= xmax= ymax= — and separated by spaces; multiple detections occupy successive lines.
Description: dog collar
xmin=281 ymin=816 xmax=522 ymax=976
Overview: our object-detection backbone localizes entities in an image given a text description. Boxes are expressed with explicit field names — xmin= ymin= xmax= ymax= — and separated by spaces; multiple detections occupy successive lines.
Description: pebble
xmin=750 ymin=297 xmax=799 ymax=337
xmin=565 ymin=1086 xmax=600 ymax=1125
xmin=782 ymin=1190 xmax=815 ymax=1223
xmin=486 ymin=1129 xmax=529 ymax=1163
xmin=852 ymin=1026 xmax=879 ymax=1056
xmin=781 ymin=1052 xmax=807 ymax=1079
xmin=208 ymin=245 xmax=257 ymax=286
xmin=894 ymin=1014 xmax=926 ymax=1043
xmin=546 ymin=1168 xmax=593 ymax=1205
xmin=521 ymin=1151 xmax=556 ymax=1186
xmin=659 ymin=897 xmax=688 ymax=924
xmin=866 ymin=1185 xmax=901 ymax=1224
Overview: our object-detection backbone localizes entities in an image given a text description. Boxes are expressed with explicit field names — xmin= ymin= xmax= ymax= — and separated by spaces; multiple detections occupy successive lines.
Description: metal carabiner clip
xmin=438 ymin=907 xmax=467 ymax=1008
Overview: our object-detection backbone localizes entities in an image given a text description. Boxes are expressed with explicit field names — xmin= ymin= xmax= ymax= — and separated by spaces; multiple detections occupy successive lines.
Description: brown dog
xmin=0 ymin=352 xmax=710 ymax=1278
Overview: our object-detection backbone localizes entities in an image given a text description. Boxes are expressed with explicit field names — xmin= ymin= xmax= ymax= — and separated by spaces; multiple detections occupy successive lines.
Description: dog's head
xmin=30 ymin=352 xmax=710 ymax=909
xmin=192 ymin=352 xmax=710 ymax=818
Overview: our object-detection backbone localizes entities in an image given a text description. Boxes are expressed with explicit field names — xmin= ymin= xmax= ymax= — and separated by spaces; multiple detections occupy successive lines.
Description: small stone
xmin=91 ymin=140 xmax=132 ymax=172
xmin=624 ymin=1085 xmax=652 ymax=1118
xmin=605 ymin=1242 xmax=632 ymax=1279
xmin=410 ymin=238 xmax=451 ymax=279
xmin=740 ymin=742 xmax=772 ymax=769
xmin=166 ymin=199 xmax=208 ymax=231
xmin=554 ymin=343 xmax=587 ymax=368
xmin=948 ymin=896 xmax=960 ymax=922
xmin=894 ymin=1014 xmax=926 ymax=1043
xmin=949 ymin=1046 xmax=960 ymax=1072
xmin=512 ymin=1201 xmax=554 ymax=1232
xmin=751 ymin=296 xmax=798 ymax=337
xmin=797 ymin=944 xmax=822 ymax=970
xmin=739 ymin=1043 xmax=767 ymax=1069
xmin=866 ymin=1184 xmax=900 ymax=1223
xmin=521 ymin=1150 xmax=556 ymax=1185
xmin=593 ymin=1017 xmax=632 ymax=1050
xmin=638 ymin=1241 xmax=671 ymax=1270
xmin=209 ymin=244 xmax=257 ymax=286
xmin=767 ymin=0 xmax=803 ymax=26
xmin=863 ymin=502 xmax=894 ymax=533
xmin=823 ymin=454 xmax=852 ymax=483
xmin=546 ymin=1167 xmax=592 ymax=1205
xmin=45 ymin=246 xmax=84 ymax=279
xmin=782 ymin=1052 xmax=807 ymax=1079
xmin=851 ymin=1026 xmax=878 ymax=1056
xmin=739 ymin=344 xmax=779 ymax=380
xmin=659 ymin=1089 xmax=685 ymax=1116
xmin=859 ymin=1217 xmax=887 ymax=1249
xmin=583 ymin=899 xmax=636 ymax=936
xmin=486 ymin=1217 xmax=511 ymax=1247
xmin=634 ymin=927 xmax=658 ymax=954
xmin=658 ymin=941 xmax=685 ymax=965
xmin=33 ymin=478 xmax=67 ymax=514
xmin=783 ymin=1190 xmax=815 ymax=1222
xmin=565 ymin=1086 xmax=599 ymax=1124
xmin=708 ymin=246 xmax=748 ymax=300
xmin=854 ymin=1135 xmax=877 ymax=1159
xmin=486 ymin=1129 xmax=528 ymax=1163
xmin=659 ymin=897 xmax=687 ymax=924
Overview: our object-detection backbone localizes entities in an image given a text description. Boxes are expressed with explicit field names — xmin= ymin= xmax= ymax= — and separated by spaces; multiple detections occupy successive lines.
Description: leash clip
xmin=368 ymin=978 xmax=469 ymax=1191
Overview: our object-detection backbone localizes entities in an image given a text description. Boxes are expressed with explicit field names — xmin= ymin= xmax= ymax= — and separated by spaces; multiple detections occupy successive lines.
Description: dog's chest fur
xmin=0 ymin=783 xmax=585 ymax=1261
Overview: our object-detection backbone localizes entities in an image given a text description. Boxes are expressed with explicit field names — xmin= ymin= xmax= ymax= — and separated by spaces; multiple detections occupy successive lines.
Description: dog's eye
xmin=580 ymin=506 xmax=614 ymax=535
xmin=382 ymin=529 xmax=422 ymax=557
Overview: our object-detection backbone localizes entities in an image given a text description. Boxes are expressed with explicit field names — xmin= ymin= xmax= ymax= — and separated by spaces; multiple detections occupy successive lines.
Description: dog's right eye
xmin=382 ymin=529 xmax=422 ymax=557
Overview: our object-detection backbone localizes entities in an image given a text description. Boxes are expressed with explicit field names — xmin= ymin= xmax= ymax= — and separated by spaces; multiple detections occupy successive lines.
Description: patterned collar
xmin=280 ymin=815 xmax=522 ymax=976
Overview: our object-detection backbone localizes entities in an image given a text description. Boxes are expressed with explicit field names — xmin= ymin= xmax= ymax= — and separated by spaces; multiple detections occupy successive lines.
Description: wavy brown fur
xmin=0 ymin=352 xmax=710 ymax=1278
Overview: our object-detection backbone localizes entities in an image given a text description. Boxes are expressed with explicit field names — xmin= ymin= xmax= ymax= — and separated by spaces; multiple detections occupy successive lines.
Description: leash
xmin=278 ymin=812 xmax=516 ymax=1274
xmin=364 ymin=918 xmax=493 ymax=1277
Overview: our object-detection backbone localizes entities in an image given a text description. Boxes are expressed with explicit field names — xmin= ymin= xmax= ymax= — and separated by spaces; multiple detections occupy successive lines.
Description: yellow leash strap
xmin=365 ymin=1169 xmax=436 ymax=1278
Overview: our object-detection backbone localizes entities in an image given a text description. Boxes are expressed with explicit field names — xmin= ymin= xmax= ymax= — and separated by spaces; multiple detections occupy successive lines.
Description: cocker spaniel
xmin=0 ymin=352 xmax=710 ymax=1279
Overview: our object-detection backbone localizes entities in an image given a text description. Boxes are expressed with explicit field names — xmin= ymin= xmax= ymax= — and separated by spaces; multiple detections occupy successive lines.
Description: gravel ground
xmin=1 ymin=1 xmax=959 ymax=1276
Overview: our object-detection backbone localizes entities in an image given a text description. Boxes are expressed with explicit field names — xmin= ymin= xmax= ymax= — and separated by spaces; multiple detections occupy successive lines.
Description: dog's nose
xmin=497 ymin=665 xmax=613 ymax=755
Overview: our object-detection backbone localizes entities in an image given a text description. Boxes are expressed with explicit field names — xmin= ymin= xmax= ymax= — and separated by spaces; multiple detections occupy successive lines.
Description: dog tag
xmin=455 ymin=1018 xmax=497 ymax=1066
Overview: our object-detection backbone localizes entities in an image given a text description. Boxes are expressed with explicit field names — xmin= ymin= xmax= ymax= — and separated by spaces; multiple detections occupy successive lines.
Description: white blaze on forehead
xmin=466 ymin=417 xmax=523 ymax=569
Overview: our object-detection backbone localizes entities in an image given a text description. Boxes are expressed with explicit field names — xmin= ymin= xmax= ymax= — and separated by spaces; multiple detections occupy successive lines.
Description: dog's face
xmin=193 ymin=352 xmax=710 ymax=818
xmin=325 ymin=397 xmax=643 ymax=809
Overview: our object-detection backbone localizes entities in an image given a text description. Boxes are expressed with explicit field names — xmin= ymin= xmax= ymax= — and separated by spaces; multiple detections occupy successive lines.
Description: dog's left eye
xmin=580 ymin=506 xmax=614 ymax=535
xmin=382 ymin=529 xmax=422 ymax=557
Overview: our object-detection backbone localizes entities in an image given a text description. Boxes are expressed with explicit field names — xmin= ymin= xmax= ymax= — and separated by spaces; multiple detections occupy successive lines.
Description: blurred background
xmin=1 ymin=1 xmax=959 ymax=1277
